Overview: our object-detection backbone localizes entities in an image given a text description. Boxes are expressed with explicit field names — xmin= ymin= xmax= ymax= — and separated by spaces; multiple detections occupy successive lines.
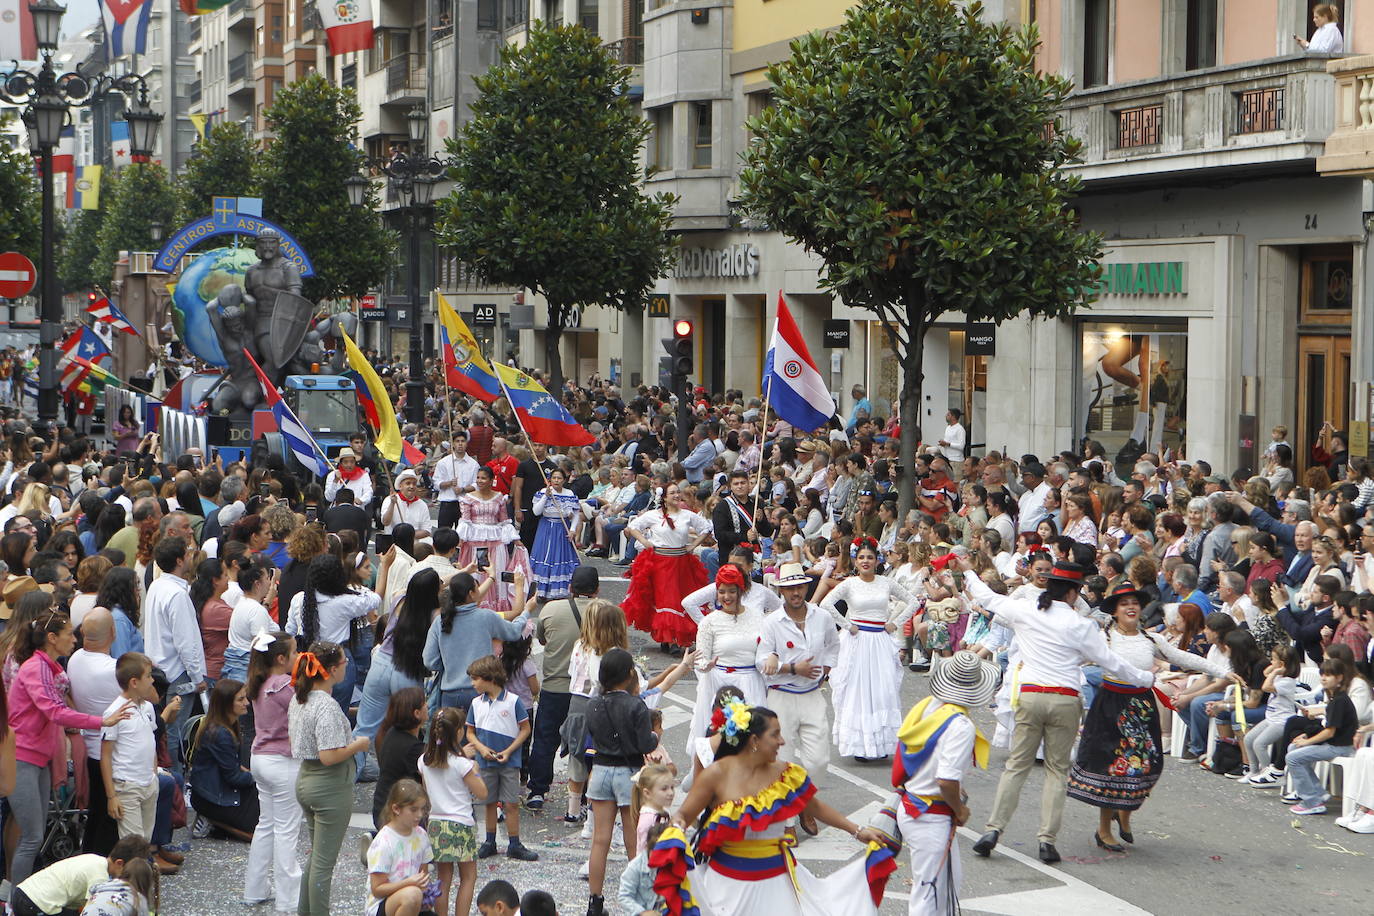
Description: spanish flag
xmin=436 ymin=293 xmax=500 ymax=403
xmin=494 ymin=363 xmax=596 ymax=447
xmin=339 ymin=326 xmax=404 ymax=463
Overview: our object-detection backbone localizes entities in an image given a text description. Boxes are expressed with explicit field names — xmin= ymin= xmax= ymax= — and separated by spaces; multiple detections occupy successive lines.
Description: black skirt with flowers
xmin=1066 ymin=682 xmax=1164 ymax=811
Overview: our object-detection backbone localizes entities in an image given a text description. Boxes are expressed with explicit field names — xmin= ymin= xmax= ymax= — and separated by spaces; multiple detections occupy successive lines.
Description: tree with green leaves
xmin=95 ymin=163 xmax=176 ymax=289
xmin=256 ymin=73 xmax=393 ymax=302
xmin=0 ymin=145 xmax=41 ymax=266
xmin=175 ymin=121 xmax=257 ymax=230
xmin=60 ymin=202 xmax=107 ymax=295
xmin=436 ymin=22 xmax=678 ymax=393
xmin=739 ymin=0 xmax=1103 ymax=515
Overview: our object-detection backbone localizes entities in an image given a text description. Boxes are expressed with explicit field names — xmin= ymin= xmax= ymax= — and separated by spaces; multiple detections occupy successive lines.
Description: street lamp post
xmin=347 ymin=106 xmax=447 ymax=426
xmin=2 ymin=0 xmax=162 ymax=424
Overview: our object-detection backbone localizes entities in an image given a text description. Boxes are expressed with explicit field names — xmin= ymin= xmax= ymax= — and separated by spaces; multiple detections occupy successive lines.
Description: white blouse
xmin=819 ymin=574 xmax=921 ymax=629
xmin=627 ymin=509 xmax=712 ymax=549
xmin=681 ymin=582 xmax=783 ymax=624
xmin=696 ymin=605 xmax=767 ymax=668
xmin=532 ymin=487 xmax=583 ymax=520
xmin=1106 ymin=628 xmax=1225 ymax=679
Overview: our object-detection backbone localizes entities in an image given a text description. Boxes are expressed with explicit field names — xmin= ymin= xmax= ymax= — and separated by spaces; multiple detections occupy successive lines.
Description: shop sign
xmin=966 ymin=322 xmax=996 ymax=356
xmin=359 ymin=294 xmax=385 ymax=320
xmin=1094 ymin=261 xmax=1186 ymax=296
xmin=647 ymin=295 xmax=670 ymax=317
xmin=472 ymin=303 xmax=497 ymax=325
xmin=822 ymin=320 xmax=851 ymax=348
xmin=674 ymin=243 xmax=760 ymax=279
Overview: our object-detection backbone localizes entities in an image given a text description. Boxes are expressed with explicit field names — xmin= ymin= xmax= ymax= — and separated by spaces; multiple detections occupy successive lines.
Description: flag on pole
xmin=338 ymin=327 xmax=406 ymax=463
xmin=99 ymin=0 xmax=154 ymax=58
xmin=0 ymin=0 xmax=37 ymax=61
xmin=178 ymin=0 xmax=231 ymax=14
xmin=243 ymin=348 xmax=331 ymax=477
xmin=762 ymin=292 xmax=834 ymax=434
xmin=61 ymin=326 xmax=113 ymax=364
xmin=51 ymin=127 xmax=76 ymax=175
xmin=63 ymin=355 xmax=121 ymax=395
xmin=189 ymin=112 xmax=208 ymax=140
xmin=73 ymin=165 xmax=102 ymax=210
xmin=494 ymin=364 xmax=596 ymax=447
xmin=111 ymin=121 xmax=132 ymax=168
xmin=86 ymin=296 xmax=138 ymax=335
xmin=437 ymin=293 xmax=501 ymax=403
xmin=318 ymin=0 xmax=374 ymax=55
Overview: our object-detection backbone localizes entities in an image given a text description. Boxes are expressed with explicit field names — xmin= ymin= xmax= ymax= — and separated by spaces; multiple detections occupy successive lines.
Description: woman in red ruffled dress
xmin=621 ymin=484 xmax=712 ymax=650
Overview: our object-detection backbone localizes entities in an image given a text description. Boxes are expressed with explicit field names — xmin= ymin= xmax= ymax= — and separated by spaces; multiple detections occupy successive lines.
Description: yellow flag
xmin=190 ymin=113 xmax=208 ymax=140
xmin=339 ymin=326 xmax=403 ymax=462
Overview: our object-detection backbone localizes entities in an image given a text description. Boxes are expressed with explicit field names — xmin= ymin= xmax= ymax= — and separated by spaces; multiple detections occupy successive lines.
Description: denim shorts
xmin=586 ymin=764 xmax=635 ymax=806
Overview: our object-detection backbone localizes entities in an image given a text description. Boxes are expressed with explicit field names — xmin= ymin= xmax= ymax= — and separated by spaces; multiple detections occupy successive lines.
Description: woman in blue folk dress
xmin=530 ymin=468 xmax=585 ymax=599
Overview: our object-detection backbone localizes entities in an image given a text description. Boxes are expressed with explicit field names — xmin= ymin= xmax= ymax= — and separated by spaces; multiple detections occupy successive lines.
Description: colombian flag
xmin=436 ymin=293 xmax=500 ymax=403
xmin=339 ymin=327 xmax=405 ymax=463
xmin=494 ymin=364 xmax=596 ymax=448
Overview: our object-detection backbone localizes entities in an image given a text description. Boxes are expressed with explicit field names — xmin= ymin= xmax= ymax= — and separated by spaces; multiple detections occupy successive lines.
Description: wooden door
xmin=1297 ymin=335 xmax=1351 ymax=473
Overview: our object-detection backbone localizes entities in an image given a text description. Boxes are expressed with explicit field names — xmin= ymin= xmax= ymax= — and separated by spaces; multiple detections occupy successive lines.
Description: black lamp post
xmin=2 ymin=0 xmax=163 ymax=424
xmin=348 ymin=105 xmax=448 ymax=425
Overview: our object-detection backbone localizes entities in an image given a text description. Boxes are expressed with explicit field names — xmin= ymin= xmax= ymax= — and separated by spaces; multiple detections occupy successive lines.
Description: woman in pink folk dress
xmin=456 ymin=466 xmax=532 ymax=617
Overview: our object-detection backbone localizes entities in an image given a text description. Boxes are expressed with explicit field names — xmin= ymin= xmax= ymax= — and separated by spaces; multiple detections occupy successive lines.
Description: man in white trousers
xmin=758 ymin=562 xmax=839 ymax=836
xmin=894 ymin=650 xmax=999 ymax=916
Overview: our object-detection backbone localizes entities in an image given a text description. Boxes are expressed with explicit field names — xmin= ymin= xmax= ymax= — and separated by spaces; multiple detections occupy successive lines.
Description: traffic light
xmin=671 ymin=319 xmax=693 ymax=377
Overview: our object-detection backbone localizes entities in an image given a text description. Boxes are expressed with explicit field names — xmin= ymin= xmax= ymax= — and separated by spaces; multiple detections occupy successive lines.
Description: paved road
xmin=163 ymin=561 xmax=1368 ymax=915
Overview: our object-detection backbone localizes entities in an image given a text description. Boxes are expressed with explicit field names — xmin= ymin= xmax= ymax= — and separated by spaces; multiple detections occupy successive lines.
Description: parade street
xmin=159 ymin=561 xmax=1358 ymax=916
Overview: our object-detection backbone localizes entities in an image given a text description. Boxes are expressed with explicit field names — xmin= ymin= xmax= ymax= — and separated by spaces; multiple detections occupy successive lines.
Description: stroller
xmin=37 ymin=735 xmax=88 ymax=868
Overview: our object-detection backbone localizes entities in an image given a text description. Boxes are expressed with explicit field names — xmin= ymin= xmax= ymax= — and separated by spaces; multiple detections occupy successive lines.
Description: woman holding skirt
xmin=819 ymin=538 xmax=921 ymax=761
xmin=1066 ymin=583 xmax=1223 ymax=850
xmin=457 ymin=466 xmax=532 ymax=614
xmin=622 ymin=484 xmax=712 ymax=649
xmin=530 ymin=468 xmax=585 ymax=600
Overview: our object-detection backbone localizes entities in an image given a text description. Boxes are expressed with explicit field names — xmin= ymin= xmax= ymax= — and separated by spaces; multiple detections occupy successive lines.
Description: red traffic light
xmin=87 ymin=292 xmax=97 ymax=301
xmin=673 ymin=319 xmax=693 ymax=338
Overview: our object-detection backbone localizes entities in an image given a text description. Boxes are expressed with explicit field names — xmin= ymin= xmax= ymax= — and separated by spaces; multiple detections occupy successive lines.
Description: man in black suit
xmin=323 ymin=487 xmax=371 ymax=549
xmin=707 ymin=469 xmax=773 ymax=577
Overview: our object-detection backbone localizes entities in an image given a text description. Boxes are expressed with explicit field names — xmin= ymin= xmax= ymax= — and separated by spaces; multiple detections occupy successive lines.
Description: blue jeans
xmin=526 ymin=690 xmax=571 ymax=796
xmin=701 ymin=548 xmax=720 ymax=578
xmin=437 ymin=686 xmax=479 ymax=712
xmin=1211 ymin=703 xmax=1265 ymax=730
xmin=1081 ymin=665 xmax=1102 ymax=709
xmin=351 ymin=626 xmax=374 ymax=688
xmin=604 ymin=520 xmax=628 ymax=554
xmin=1184 ymin=691 xmax=1225 ymax=755
xmin=353 ymin=651 xmax=423 ymax=741
xmin=1288 ymin=743 xmax=1353 ymax=805
xmin=151 ymin=772 xmax=178 ymax=847
xmin=167 ymin=672 xmax=201 ymax=777
xmin=330 ymin=656 xmax=357 ymax=718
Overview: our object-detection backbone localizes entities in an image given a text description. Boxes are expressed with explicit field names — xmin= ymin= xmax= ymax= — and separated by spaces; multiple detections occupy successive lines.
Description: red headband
xmin=716 ymin=564 xmax=746 ymax=590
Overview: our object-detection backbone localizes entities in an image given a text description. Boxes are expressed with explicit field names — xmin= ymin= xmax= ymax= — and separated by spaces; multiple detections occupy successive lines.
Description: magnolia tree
xmin=739 ymin=0 xmax=1103 ymax=514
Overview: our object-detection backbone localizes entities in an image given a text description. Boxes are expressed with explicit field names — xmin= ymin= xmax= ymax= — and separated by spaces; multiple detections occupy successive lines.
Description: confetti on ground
xmin=1311 ymin=842 xmax=1366 ymax=856
xmin=1145 ymin=830 xmax=1170 ymax=839
xmin=1208 ymin=855 xmax=1222 ymax=861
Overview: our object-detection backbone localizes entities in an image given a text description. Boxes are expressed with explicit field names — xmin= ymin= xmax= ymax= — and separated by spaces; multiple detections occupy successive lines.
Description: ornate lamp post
xmin=1 ymin=0 xmax=163 ymax=423
xmin=347 ymin=105 xmax=448 ymax=425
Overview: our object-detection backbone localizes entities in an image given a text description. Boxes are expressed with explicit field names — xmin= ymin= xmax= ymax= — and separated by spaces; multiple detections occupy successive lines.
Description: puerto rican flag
xmin=87 ymin=296 xmax=139 ymax=336
xmin=319 ymin=0 xmax=374 ymax=55
xmin=100 ymin=0 xmax=153 ymax=59
xmin=762 ymin=292 xmax=835 ymax=434
xmin=59 ymin=326 xmax=113 ymax=392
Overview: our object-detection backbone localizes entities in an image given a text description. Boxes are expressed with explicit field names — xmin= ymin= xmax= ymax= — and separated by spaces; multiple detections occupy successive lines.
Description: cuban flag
xmin=244 ymin=348 xmax=331 ymax=477
xmin=762 ymin=292 xmax=835 ymax=434
xmin=87 ymin=296 xmax=139 ymax=335
xmin=100 ymin=0 xmax=152 ymax=59
xmin=111 ymin=121 xmax=132 ymax=167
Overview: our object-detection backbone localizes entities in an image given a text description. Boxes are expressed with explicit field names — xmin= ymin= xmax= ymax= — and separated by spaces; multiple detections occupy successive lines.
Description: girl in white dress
xmin=819 ymin=537 xmax=921 ymax=760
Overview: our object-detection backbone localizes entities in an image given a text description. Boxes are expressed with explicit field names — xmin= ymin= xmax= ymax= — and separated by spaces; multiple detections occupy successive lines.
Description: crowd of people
xmin=1 ymin=363 xmax=1373 ymax=916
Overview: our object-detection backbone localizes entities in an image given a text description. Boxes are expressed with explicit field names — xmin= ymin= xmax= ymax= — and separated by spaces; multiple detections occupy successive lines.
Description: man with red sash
xmin=957 ymin=558 xmax=1155 ymax=864
xmin=893 ymin=651 xmax=998 ymax=915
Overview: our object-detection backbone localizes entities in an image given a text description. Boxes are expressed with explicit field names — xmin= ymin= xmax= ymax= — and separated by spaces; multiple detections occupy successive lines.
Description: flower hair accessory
xmin=850 ymin=536 xmax=879 ymax=558
xmin=719 ymin=699 xmax=754 ymax=747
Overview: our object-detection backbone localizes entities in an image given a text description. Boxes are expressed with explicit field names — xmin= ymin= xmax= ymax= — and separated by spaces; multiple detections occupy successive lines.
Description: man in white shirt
xmin=1016 ymin=462 xmax=1051 ymax=534
xmin=758 ymin=563 xmax=840 ymax=836
xmin=1218 ymin=571 xmax=1258 ymax=630
xmin=938 ymin=408 xmax=966 ymax=466
xmin=67 ymin=609 xmax=122 ymax=854
xmin=432 ymin=431 xmax=479 ymax=530
xmin=142 ymin=535 xmax=204 ymax=776
xmin=959 ymin=558 xmax=1154 ymax=864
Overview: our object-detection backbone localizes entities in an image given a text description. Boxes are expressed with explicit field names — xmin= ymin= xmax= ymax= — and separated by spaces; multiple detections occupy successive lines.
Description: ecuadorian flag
xmin=495 ymin=364 xmax=596 ymax=447
xmin=436 ymin=293 xmax=500 ymax=403
xmin=339 ymin=327 xmax=405 ymax=463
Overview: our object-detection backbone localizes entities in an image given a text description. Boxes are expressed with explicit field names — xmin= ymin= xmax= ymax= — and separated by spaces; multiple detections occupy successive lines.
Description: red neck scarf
xmin=337 ymin=464 xmax=365 ymax=483
xmin=396 ymin=490 xmax=421 ymax=504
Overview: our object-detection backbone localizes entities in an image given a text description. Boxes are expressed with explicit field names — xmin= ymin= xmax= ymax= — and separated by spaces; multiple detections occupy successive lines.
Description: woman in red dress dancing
xmin=622 ymin=484 xmax=713 ymax=651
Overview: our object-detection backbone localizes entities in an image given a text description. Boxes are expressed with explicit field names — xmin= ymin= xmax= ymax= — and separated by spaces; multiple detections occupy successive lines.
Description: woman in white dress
xmin=819 ymin=537 xmax=920 ymax=760
xmin=622 ymin=484 xmax=713 ymax=649
xmin=683 ymin=564 xmax=770 ymax=761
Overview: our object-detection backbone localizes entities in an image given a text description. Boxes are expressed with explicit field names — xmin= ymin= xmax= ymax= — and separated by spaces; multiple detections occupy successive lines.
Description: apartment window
xmin=369 ymin=30 xmax=410 ymax=73
xmin=543 ymin=0 xmax=562 ymax=24
xmin=1083 ymin=0 xmax=1109 ymax=88
xmin=1185 ymin=0 xmax=1218 ymax=70
xmin=478 ymin=0 xmax=499 ymax=29
xmin=691 ymin=102 xmax=712 ymax=168
xmin=433 ymin=0 xmax=455 ymax=37
xmin=272 ymin=15 xmax=282 ymax=43
xmin=505 ymin=0 xmax=528 ymax=29
xmin=650 ymin=106 xmax=672 ymax=171
xmin=579 ymin=0 xmax=597 ymax=32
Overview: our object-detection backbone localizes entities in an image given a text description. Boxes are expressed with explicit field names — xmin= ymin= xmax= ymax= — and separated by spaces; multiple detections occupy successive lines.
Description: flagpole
xmin=754 ymin=373 xmax=772 ymax=513
xmin=494 ymin=370 xmax=582 ymax=560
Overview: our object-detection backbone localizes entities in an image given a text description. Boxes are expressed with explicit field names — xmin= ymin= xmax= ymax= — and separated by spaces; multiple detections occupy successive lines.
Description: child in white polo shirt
xmin=100 ymin=652 xmax=160 ymax=841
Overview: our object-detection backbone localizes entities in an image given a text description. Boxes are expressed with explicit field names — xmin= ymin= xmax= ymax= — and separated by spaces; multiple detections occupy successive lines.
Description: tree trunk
xmin=897 ymin=304 xmax=927 ymax=522
xmin=544 ymin=304 xmax=566 ymax=395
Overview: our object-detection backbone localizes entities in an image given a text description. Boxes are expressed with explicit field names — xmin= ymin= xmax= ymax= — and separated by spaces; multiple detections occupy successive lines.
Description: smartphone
xmin=500 ymin=571 xmax=516 ymax=583
xmin=476 ymin=547 xmax=490 ymax=568
xmin=258 ymin=484 xmax=270 ymax=497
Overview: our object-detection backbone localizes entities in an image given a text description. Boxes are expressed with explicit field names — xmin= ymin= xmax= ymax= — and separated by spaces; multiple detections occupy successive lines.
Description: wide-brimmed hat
xmin=1044 ymin=560 xmax=1090 ymax=585
xmin=0 ymin=575 xmax=52 ymax=621
xmin=395 ymin=469 xmax=419 ymax=485
xmin=775 ymin=562 xmax=811 ymax=588
xmin=1101 ymin=582 xmax=1148 ymax=613
xmin=337 ymin=447 xmax=358 ymax=461
xmin=797 ymin=440 xmax=818 ymax=454
xmin=929 ymin=651 xmax=1000 ymax=708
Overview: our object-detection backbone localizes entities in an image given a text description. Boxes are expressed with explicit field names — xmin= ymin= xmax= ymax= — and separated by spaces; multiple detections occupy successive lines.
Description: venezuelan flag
xmin=494 ymin=363 xmax=596 ymax=448
xmin=339 ymin=327 xmax=404 ymax=463
xmin=436 ymin=293 xmax=501 ymax=403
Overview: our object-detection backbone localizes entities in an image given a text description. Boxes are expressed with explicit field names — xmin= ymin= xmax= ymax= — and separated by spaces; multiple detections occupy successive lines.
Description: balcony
xmin=605 ymin=36 xmax=643 ymax=66
xmin=1316 ymin=55 xmax=1374 ymax=178
xmin=228 ymin=0 xmax=254 ymax=32
xmin=383 ymin=53 xmax=426 ymax=106
xmin=228 ymin=52 xmax=254 ymax=98
xmin=1059 ymin=53 xmax=1337 ymax=186
xmin=188 ymin=79 xmax=201 ymax=106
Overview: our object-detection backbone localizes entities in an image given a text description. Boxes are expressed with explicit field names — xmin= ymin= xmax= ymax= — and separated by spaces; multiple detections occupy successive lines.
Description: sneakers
xmin=526 ymin=793 xmax=546 ymax=811
xmin=1226 ymin=765 xmax=1250 ymax=781
xmin=1280 ymin=791 xmax=1301 ymax=804
xmin=477 ymin=839 xmax=499 ymax=859
xmin=358 ymin=831 xmax=375 ymax=868
xmin=507 ymin=840 xmax=539 ymax=861
xmin=1248 ymin=774 xmax=1280 ymax=788
xmin=1290 ymin=801 xmax=1327 ymax=816
xmin=578 ymin=860 xmax=590 ymax=880
xmin=1346 ymin=813 xmax=1374 ymax=834
xmin=560 ymin=814 xmax=584 ymax=825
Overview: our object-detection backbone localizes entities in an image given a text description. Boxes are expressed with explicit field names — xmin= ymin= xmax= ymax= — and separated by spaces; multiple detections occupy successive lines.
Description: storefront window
xmin=1079 ymin=320 xmax=1187 ymax=464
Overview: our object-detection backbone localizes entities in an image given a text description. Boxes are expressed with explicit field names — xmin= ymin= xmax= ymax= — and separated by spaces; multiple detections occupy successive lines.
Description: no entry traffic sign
xmin=0 ymin=252 xmax=37 ymax=299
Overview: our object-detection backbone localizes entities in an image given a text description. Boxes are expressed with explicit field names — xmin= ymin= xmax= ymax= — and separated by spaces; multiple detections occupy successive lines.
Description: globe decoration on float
xmin=170 ymin=246 xmax=257 ymax=368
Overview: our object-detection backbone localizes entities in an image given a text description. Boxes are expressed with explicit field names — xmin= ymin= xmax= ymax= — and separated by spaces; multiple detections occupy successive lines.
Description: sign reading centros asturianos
xmin=674 ymin=243 xmax=760 ymax=280
xmin=152 ymin=197 xmax=315 ymax=276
